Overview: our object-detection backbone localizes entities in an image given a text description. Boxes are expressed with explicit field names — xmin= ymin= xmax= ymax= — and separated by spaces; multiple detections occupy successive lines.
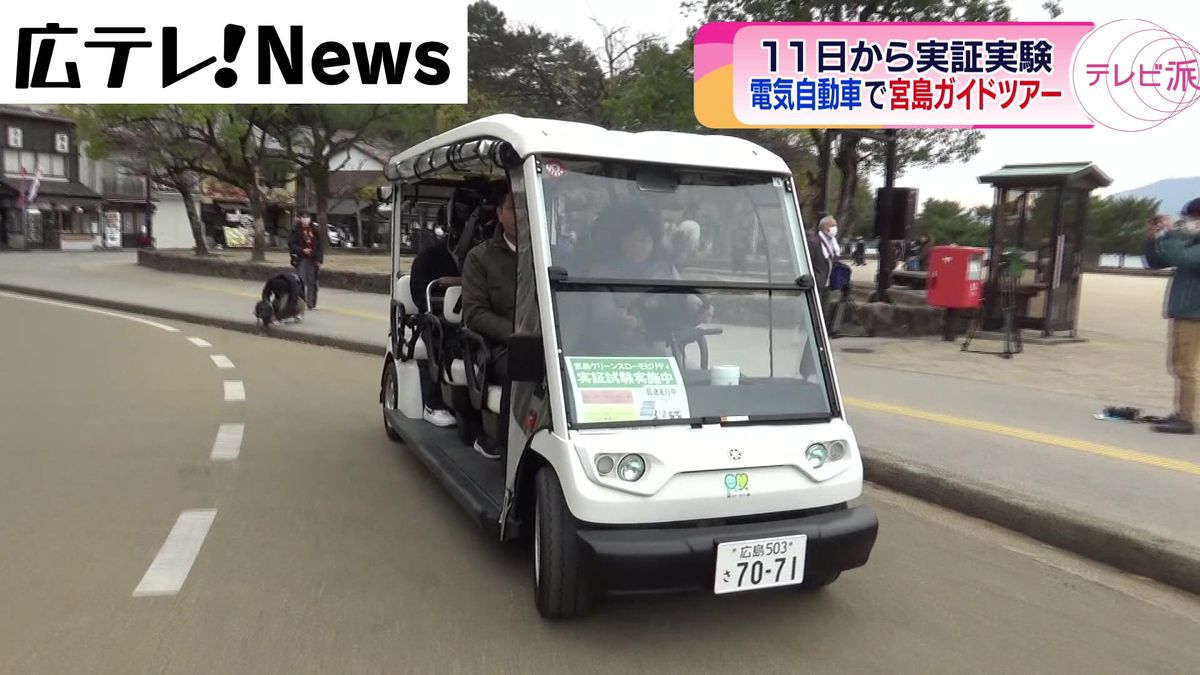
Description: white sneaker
xmin=473 ymin=439 xmax=501 ymax=460
xmin=423 ymin=407 xmax=456 ymax=428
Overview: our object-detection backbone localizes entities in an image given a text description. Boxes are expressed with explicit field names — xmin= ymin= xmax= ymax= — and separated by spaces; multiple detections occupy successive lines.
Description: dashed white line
xmin=0 ymin=290 xmax=179 ymax=332
xmin=133 ymin=509 xmax=217 ymax=597
xmin=223 ymin=381 xmax=246 ymax=402
xmin=210 ymin=354 xmax=236 ymax=369
xmin=210 ymin=423 xmax=245 ymax=461
xmin=188 ymin=337 xmax=212 ymax=348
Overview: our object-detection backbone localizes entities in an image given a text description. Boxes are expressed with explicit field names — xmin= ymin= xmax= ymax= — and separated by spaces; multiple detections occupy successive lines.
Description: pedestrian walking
xmin=1144 ymin=200 xmax=1200 ymax=435
xmin=289 ymin=211 xmax=324 ymax=310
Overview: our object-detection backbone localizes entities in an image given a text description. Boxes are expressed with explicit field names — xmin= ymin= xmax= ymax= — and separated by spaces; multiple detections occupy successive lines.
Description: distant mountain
xmin=1111 ymin=177 xmax=1200 ymax=214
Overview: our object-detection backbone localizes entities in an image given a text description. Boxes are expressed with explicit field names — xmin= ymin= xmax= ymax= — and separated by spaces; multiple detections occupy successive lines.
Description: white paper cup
xmin=710 ymin=365 xmax=740 ymax=387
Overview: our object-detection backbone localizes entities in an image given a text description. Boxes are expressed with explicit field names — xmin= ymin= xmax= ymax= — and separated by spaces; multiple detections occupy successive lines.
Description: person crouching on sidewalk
xmin=1144 ymin=200 xmax=1200 ymax=435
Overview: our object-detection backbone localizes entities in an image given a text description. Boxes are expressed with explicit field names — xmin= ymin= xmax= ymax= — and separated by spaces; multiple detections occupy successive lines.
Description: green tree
xmin=1087 ymin=195 xmax=1159 ymax=258
xmin=179 ymin=105 xmax=292 ymax=261
xmin=917 ymin=198 xmax=990 ymax=246
xmin=269 ymin=105 xmax=405 ymax=249
xmin=603 ymin=39 xmax=698 ymax=132
xmin=465 ymin=1 xmax=606 ymax=123
xmin=65 ymin=104 xmax=213 ymax=255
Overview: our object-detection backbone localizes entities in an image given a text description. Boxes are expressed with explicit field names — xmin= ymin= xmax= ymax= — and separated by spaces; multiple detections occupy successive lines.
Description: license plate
xmin=713 ymin=534 xmax=807 ymax=594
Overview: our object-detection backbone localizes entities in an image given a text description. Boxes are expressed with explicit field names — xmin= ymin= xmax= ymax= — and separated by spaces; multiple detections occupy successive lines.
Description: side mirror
xmin=377 ymin=185 xmax=394 ymax=203
xmin=507 ymin=332 xmax=546 ymax=382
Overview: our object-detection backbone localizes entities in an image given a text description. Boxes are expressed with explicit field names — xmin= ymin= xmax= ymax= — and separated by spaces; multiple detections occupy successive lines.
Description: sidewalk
xmin=0 ymin=252 xmax=387 ymax=351
xmin=1 ymin=252 xmax=1196 ymax=593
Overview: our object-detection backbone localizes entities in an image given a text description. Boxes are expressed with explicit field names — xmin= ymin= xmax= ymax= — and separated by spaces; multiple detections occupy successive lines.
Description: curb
xmin=1 ymin=282 xmax=1195 ymax=597
xmin=0 ymin=282 xmax=382 ymax=357
xmin=861 ymin=445 xmax=1200 ymax=596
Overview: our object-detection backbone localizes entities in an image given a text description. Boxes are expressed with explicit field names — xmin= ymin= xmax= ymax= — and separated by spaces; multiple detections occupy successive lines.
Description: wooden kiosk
xmin=976 ymin=162 xmax=1112 ymax=338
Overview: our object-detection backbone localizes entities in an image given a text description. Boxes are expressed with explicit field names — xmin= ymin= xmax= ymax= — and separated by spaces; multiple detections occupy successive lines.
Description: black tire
xmin=382 ymin=361 xmax=402 ymax=442
xmin=533 ymin=466 xmax=592 ymax=619
xmin=798 ymin=569 xmax=841 ymax=591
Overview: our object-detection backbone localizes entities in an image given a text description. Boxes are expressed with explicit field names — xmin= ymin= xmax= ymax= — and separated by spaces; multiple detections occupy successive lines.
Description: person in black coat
xmin=255 ymin=271 xmax=306 ymax=326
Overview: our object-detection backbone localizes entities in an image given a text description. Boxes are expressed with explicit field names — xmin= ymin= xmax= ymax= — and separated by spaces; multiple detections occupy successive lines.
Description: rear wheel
xmin=382 ymin=361 xmax=402 ymax=442
xmin=533 ymin=466 xmax=592 ymax=619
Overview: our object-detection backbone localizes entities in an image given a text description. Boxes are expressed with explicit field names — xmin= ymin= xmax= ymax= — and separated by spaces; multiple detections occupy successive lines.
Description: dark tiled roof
xmin=0 ymin=105 xmax=72 ymax=124
xmin=978 ymin=162 xmax=1113 ymax=189
xmin=0 ymin=178 xmax=102 ymax=200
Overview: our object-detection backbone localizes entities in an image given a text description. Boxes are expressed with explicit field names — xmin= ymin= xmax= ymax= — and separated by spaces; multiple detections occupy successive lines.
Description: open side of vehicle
xmin=378 ymin=115 xmax=878 ymax=619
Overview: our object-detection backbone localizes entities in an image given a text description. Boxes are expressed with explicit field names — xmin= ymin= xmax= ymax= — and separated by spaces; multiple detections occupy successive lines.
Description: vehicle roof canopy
xmin=384 ymin=114 xmax=790 ymax=182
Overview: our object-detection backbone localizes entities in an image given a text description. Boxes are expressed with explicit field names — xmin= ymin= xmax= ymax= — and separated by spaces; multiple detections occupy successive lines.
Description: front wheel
xmin=797 ymin=569 xmax=841 ymax=591
xmin=533 ymin=466 xmax=592 ymax=619
xmin=382 ymin=361 xmax=402 ymax=442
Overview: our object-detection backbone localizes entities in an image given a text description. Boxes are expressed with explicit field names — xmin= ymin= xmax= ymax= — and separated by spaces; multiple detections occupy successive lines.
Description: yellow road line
xmin=844 ymin=397 xmax=1200 ymax=478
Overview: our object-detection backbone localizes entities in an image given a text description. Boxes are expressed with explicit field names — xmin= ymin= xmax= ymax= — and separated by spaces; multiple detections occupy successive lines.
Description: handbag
xmin=821 ymin=236 xmax=851 ymax=290
xmin=829 ymin=260 xmax=852 ymax=290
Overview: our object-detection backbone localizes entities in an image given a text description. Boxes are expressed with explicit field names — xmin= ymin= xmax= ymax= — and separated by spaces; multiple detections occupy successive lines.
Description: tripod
xmin=962 ymin=259 xmax=1024 ymax=358
xmin=828 ymin=285 xmax=861 ymax=338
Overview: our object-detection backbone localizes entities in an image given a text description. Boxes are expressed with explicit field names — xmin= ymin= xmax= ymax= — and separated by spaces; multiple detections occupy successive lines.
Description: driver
xmin=574 ymin=204 xmax=713 ymax=356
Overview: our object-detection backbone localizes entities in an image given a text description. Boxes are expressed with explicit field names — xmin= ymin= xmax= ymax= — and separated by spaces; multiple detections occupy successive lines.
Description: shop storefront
xmin=0 ymin=181 xmax=103 ymax=250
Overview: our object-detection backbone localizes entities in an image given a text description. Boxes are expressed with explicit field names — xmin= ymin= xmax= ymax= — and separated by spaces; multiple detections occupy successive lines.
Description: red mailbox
xmin=927 ymin=245 xmax=987 ymax=309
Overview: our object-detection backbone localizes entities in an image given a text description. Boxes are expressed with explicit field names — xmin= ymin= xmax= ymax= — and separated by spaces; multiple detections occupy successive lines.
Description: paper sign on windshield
xmin=565 ymin=357 xmax=690 ymax=423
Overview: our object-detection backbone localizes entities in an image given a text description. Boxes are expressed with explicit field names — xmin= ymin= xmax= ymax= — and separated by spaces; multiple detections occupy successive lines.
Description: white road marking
xmin=132 ymin=509 xmax=217 ymax=597
xmin=209 ymin=423 xmax=245 ymax=461
xmin=210 ymin=354 xmax=235 ymax=369
xmin=223 ymin=381 xmax=246 ymax=402
xmin=0 ymin=290 xmax=179 ymax=332
xmin=188 ymin=337 xmax=212 ymax=348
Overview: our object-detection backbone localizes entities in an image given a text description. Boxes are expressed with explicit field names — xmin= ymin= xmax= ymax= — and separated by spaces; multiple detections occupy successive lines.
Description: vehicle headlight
xmin=828 ymin=440 xmax=848 ymax=461
xmin=806 ymin=443 xmax=829 ymax=469
xmin=596 ymin=455 xmax=615 ymax=475
xmin=617 ymin=454 xmax=646 ymax=482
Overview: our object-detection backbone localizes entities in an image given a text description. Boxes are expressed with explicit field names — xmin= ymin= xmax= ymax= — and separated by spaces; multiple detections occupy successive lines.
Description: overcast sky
xmin=496 ymin=0 xmax=1199 ymax=209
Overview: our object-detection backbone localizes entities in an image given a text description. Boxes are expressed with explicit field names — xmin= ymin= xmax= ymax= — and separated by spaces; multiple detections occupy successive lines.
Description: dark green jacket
xmin=462 ymin=236 xmax=517 ymax=344
xmin=1145 ymin=231 xmax=1200 ymax=320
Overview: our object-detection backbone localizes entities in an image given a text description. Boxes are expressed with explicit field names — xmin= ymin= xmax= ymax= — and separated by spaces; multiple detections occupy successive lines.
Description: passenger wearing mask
xmin=806 ymin=215 xmax=840 ymax=320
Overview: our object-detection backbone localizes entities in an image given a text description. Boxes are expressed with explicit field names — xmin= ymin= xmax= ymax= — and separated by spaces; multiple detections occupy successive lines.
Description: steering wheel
xmin=624 ymin=290 xmax=722 ymax=369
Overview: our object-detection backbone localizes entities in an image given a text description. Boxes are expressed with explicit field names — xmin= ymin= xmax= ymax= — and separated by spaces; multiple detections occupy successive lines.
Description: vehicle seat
xmin=486 ymin=385 xmax=503 ymax=414
xmin=441 ymin=286 xmax=468 ymax=386
xmin=435 ymin=284 xmax=482 ymax=443
xmin=393 ymin=274 xmax=426 ymax=361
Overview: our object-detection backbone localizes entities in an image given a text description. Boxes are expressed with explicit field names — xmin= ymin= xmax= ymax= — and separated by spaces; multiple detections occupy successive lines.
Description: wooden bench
xmin=891 ymin=269 xmax=929 ymax=290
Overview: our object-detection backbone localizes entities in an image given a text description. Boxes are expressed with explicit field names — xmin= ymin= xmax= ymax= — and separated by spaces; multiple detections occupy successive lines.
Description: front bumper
xmin=576 ymin=505 xmax=878 ymax=595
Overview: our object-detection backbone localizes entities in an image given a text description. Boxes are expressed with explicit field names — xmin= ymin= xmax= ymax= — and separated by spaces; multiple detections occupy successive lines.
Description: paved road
xmin=2 ymin=291 xmax=1199 ymax=674
xmin=2 ymin=253 xmax=1197 ymax=575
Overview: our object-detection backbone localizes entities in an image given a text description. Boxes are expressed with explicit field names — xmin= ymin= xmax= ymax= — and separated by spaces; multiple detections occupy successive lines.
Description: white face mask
xmin=826 ymin=227 xmax=839 ymax=239
xmin=1183 ymin=218 xmax=1200 ymax=233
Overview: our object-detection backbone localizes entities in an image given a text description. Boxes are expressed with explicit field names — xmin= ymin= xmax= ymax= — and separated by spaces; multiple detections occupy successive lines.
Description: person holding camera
xmin=1144 ymin=199 xmax=1200 ymax=435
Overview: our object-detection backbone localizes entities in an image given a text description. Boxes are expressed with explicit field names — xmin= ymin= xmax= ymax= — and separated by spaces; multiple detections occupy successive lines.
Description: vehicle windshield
xmin=539 ymin=158 xmax=832 ymax=427
xmin=540 ymin=158 xmax=807 ymax=283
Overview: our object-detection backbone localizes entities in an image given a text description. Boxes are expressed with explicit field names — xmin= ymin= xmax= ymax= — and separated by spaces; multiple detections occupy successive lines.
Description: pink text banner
xmin=694 ymin=22 xmax=1094 ymax=129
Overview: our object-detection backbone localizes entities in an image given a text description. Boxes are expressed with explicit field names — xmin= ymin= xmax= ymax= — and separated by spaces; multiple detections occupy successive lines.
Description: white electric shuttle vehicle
xmin=379 ymin=114 xmax=877 ymax=619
